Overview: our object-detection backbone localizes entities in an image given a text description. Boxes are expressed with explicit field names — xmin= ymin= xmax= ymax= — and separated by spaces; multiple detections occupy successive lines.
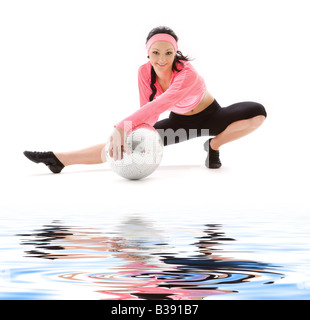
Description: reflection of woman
xmin=20 ymin=220 xmax=280 ymax=300
xmin=24 ymin=26 xmax=267 ymax=173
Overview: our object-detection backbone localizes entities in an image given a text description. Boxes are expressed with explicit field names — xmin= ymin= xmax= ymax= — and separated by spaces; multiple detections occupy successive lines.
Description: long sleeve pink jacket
xmin=116 ymin=60 xmax=206 ymax=133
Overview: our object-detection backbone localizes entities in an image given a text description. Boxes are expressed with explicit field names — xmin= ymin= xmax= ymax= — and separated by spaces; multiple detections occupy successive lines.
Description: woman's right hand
xmin=108 ymin=127 xmax=131 ymax=161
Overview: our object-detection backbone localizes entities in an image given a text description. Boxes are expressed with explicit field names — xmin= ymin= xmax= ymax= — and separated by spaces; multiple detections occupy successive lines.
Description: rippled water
xmin=1 ymin=207 xmax=310 ymax=300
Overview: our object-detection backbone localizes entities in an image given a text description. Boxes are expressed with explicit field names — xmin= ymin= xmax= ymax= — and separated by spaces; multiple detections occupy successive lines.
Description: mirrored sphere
xmin=106 ymin=124 xmax=164 ymax=180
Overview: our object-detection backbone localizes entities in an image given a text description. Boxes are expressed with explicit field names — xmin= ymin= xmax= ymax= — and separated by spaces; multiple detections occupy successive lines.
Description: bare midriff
xmin=173 ymin=89 xmax=215 ymax=116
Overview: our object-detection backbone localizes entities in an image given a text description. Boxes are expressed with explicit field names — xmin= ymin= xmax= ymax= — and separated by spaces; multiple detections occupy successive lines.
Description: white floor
xmin=1 ymin=0 xmax=309 ymax=221
xmin=1 ymin=116 xmax=310 ymax=300
xmin=1 ymin=0 xmax=310 ymax=300
xmin=2 ymin=121 xmax=308 ymax=219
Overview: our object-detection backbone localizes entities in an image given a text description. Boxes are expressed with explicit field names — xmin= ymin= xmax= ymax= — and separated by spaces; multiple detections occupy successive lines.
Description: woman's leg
xmin=55 ymin=143 xmax=107 ymax=166
xmin=210 ymin=115 xmax=266 ymax=150
xmin=202 ymin=101 xmax=267 ymax=168
xmin=154 ymin=116 xmax=191 ymax=146
xmin=54 ymin=104 xmax=266 ymax=167
xmin=208 ymin=101 xmax=267 ymax=149
xmin=24 ymin=143 xmax=107 ymax=174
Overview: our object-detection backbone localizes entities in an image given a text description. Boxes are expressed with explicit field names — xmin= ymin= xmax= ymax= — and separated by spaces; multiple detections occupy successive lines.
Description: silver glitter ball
xmin=106 ymin=124 xmax=164 ymax=180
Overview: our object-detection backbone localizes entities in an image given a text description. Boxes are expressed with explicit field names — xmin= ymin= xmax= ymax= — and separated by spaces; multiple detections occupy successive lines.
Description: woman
xmin=24 ymin=26 xmax=267 ymax=173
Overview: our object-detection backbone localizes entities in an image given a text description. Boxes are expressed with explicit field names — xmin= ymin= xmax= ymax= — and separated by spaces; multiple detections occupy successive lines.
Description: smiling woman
xmin=150 ymin=42 xmax=175 ymax=91
xmin=24 ymin=26 xmax=267 ymax=173
xmin=146 ymin=27 xmax=190 ymax=101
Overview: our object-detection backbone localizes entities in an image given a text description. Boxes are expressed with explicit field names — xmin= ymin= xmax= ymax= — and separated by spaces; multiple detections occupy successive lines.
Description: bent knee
xmin=249 ymin=115 xmax=266 ymax=129
xmin=253 ymin=102 xmax=267 ymax=118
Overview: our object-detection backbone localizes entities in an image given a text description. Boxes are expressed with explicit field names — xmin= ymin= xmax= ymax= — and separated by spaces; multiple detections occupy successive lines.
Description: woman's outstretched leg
xmin=24 ymin=143 xmax=107 ymax=173
xmin=55 ymin=143 xmax=107 ymax=166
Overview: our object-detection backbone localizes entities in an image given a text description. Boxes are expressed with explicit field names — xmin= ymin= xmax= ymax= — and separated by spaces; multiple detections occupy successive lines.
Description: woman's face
xmin=149 ymin=41 xmax=175 ymax=73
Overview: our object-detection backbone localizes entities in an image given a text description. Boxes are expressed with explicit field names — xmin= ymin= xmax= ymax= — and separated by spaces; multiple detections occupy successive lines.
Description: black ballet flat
xmin=23 ymin=151 xmax=64 ymax=174
xmin=203 ymin=139 xmax=222 ymax=169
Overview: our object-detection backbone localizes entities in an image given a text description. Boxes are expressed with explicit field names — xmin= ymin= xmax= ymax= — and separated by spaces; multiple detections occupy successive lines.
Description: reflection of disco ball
xmin=106 ymin=124 xmax=164 ymax=180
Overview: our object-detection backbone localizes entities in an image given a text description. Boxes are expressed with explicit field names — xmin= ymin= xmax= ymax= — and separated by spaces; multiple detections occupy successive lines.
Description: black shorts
xmin=153 ymin=99 xmax=267 ymax=146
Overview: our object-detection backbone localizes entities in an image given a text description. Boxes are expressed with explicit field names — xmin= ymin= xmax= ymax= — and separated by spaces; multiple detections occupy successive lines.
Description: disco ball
xmin=106 ymin=124 xmax=164 ymax=180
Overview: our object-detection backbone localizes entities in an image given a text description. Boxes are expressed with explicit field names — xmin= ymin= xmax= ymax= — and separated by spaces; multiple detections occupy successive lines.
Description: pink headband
xmin=146 ymin=33 xmax=178 ymax=54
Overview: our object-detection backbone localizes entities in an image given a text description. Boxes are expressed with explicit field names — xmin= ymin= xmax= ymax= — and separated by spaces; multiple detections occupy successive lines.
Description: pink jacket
xmin=116 ymin=60 xmax=206 ymax=133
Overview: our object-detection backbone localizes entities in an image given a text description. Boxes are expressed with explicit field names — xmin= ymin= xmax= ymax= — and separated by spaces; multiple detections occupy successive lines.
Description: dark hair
xmin=146 ymin=26 xmax=191 ymax=101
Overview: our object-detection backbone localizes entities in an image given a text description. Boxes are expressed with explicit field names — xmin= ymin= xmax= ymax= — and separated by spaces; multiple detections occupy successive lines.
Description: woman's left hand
xmin=108 ymin=127 xmax=131 ymax=161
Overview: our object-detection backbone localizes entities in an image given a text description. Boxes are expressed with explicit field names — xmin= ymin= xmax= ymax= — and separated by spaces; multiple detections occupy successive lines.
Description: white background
xmin=1 ymin=1 xmax=310 ymax=300
xmin=0 ymin=0 xmax=309 ymax=209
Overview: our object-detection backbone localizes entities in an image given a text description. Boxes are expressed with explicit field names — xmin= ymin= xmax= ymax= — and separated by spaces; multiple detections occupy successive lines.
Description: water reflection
xmin=18 ymin=216 xmax=283 ymax=300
